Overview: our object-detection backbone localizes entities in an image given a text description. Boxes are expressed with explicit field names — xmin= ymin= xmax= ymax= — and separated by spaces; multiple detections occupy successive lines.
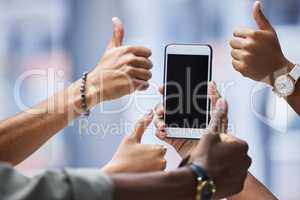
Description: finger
xmin=107 ymin=17 xmax=124 ymax=49
xmin=154 ymin=104 xmax=165 ymax=118
xmin=129 ymin=56 xmax=153 ymax=69
xmin=219 ymin=134 xmax=249 ymax=155
xmin=128 ymin=67 xmax=152 ymax=81
xmin=133 ymin=79 xmax=150 ymax=91
xmin=232 ymin=59 xmax=245 ymax=73
xmin=126 ymin=45 xmax=152 ymax=58
xmin=233 ymin=28 xmax=256 ymax=38
xmin=253 ymin=1 xmax=274 ymax=31
xmin=208 ymin=81 xmax=221 ymax=112
xmin=132 ymin=110 xmax=154 ymax=143
xmin=230 ymin=37 xmax=247 ymax=49
xmin=159 ymin=85 xmax=164 ymax=95
xmin=231 ymin=49 xmax=244 ymax=61
xmin=155 ymin=129 xmax=167 ymax=140
xmin=156 ymin=118 xmax=166 ymax=131
xmin=208 ymin=98 xmax=228 ymax=134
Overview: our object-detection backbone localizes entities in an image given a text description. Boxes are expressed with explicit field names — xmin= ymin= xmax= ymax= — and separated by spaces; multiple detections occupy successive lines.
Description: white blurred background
xmin=0 ymin=0 xmax=300 ymax=199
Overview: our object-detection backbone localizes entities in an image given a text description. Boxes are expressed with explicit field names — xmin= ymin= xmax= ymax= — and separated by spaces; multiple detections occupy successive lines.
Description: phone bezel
xmin=163 ymin=44 xmax=213 ymax=139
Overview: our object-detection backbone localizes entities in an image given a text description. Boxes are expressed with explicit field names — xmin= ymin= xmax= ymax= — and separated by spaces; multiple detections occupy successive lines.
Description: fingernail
xmin=145 ymin=110 xmax=153 ymax=117
xmin=150 ymin=61 xmax=153 ymax=69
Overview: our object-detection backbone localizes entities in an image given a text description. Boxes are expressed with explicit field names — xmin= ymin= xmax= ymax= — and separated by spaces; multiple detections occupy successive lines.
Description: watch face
xmin=274 ymin=75 xmax=295 ymax=97
xmin=201 ymin=184 xmax=213 ymax=200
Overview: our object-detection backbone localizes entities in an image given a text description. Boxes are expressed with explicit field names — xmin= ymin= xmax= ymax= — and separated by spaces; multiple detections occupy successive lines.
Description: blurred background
xmin=0 ymin=0 xmax=300 ymax=199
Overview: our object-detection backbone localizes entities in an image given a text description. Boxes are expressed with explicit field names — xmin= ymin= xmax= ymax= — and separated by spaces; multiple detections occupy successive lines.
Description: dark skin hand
xmin=113 ymin=97 xmax=251 ymax=200
xmin=155 ymin=80 xmax=277 ymax=199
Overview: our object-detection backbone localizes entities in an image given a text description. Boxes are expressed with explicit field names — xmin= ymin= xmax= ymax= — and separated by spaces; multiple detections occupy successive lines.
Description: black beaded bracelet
xmin=80 ymin=72 xmax=90 ymax=117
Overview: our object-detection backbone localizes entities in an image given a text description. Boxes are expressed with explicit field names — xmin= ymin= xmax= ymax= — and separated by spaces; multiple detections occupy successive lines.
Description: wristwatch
xmin=190 ymin=164 xmax=216 ymax=200
xmin=179 ymin=156 xmax=216 ymax=200
xmin=273 ymin=64 xmax=300 ymax=97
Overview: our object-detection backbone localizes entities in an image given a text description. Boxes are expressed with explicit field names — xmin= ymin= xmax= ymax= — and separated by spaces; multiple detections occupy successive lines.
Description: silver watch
xmin=273 ymin=64 xmax=300 ymax=97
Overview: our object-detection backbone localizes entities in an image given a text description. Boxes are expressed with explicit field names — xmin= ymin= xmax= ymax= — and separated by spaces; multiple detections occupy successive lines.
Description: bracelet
xmin=80 ymin=71 xmax=90 ymax=117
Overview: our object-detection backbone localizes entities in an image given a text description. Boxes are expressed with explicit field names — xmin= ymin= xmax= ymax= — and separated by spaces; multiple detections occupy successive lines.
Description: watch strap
xmin=190 ymin=164 xmax=210 ymax=181
xmin=190 ymin=164 xmax=215 ymax=200
xmin=178 ymin=155 xmax=191 ymax=168
xmin=289 ymin=64 xmax=300 ymax=81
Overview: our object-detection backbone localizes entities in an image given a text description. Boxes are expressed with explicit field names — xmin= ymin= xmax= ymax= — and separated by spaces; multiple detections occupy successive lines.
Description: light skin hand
xmin=229 ymin=1 xmax=294 ymax=86
xmin=189 ymin=98 xmax=251 ymax=199
xmin=87 ymin=17 xmax=153 ymax=104
xmin=112 ymin=101 xmax=251 ymax=200
xmin=102 ymin=111 xmax=167 ymax=174
xmin=0 ymin=17 xmax=153 ymax=165
xmin=154 ymin=81 xmax=227 ymax=158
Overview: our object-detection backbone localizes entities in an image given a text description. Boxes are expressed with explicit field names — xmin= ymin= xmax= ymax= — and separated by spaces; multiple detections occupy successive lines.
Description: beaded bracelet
xmin=80 ymin=72 xmax=90 ymax=117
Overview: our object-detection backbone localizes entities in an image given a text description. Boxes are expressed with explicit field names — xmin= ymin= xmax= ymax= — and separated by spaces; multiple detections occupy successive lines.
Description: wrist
xmin=70 ymin=79 xmax=100 ymax=114
xmin=268 ymin=58 xmax=295 ymax=87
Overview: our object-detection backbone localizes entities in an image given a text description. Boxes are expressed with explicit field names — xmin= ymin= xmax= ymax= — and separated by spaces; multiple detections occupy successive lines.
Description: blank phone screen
xmin=165 ymin=54 xmax=209 ymax=129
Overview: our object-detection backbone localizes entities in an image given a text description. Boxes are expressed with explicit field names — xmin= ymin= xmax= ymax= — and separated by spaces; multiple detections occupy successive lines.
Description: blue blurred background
xmin=0 ymin=0 xmax=300 ymax=199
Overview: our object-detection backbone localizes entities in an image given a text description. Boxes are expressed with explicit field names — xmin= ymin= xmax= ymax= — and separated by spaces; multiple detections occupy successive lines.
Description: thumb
xmin=208 ymin=81 xmax=221 ymax=112
xmin=131 ymin=111 xmax=154 ymax=143
xmin=208 ymin=98 xmax=228 ymax=134
xmin=107 ymin=17 xmax=124 ymax=50
xmin=253 ymin=1 xmax=274 ymax=31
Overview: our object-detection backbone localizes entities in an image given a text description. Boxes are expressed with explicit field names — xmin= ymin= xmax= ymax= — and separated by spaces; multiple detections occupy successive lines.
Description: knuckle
xmin=249 ymin=30 xmax=257 ymax=38
xmin=241 ymin=52 xmax=251 ymax=63
xmin=230 ymin=49 xmax=235 ymax=57
xmin=123 ymin=54 xmax=136 ymax=64
xmin=125 ymin=66 xmax=134 ymax=74
xmin=202 ymin=134 xmax=219 ymax=143
xmin=125 ymin=45 xmax=133 ymax=53
xmin=246 ymin=156 xmax=252 ymax=168
xmin=244 ymin=40 xmax=255 ymax=50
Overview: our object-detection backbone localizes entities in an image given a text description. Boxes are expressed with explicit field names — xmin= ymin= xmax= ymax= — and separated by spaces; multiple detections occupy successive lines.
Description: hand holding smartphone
xmin=164 ymin=44 xmax=212 ymax=139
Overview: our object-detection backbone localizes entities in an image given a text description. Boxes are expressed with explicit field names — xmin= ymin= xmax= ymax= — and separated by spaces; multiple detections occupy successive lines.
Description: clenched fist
xmin=229 ymin=1 xmax=294 ymax=85
xmin=88 ymin=17 xmax=153 ymax=103
xmin=102 ymin=111 xmax=167 ymax=174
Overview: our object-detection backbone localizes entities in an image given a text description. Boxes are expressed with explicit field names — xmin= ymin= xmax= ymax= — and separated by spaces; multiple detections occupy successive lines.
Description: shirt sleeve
xmin=0 ymin=162 xmax=113 ymax=200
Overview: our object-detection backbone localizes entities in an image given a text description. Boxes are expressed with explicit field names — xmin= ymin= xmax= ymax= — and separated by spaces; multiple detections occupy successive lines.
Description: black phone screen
xmin=165 ymin=54 xmax=210 ymax=129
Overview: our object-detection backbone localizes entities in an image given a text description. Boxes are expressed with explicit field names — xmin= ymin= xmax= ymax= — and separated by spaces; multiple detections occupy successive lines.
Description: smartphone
xmin=163 ymin=44 xmax=212 ymax=139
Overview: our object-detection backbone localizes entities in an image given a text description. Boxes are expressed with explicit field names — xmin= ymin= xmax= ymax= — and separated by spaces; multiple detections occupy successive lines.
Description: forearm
xmin=112 ymin=167 xmax=196 ymax=200
xmin=0 ymin=79 xmax=98 ymax=165
xmin=228 ymin=173 xmax=278 ymax=200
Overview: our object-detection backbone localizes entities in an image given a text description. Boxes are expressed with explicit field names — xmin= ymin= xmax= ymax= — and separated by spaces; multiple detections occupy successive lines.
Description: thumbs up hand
xmin=102 ymin=111 xmax=167 ymax=174
xmin=88 ymin=17 xmax=153 ymax=103
xmin=229 ymin=1 xmax=293 ymax=85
